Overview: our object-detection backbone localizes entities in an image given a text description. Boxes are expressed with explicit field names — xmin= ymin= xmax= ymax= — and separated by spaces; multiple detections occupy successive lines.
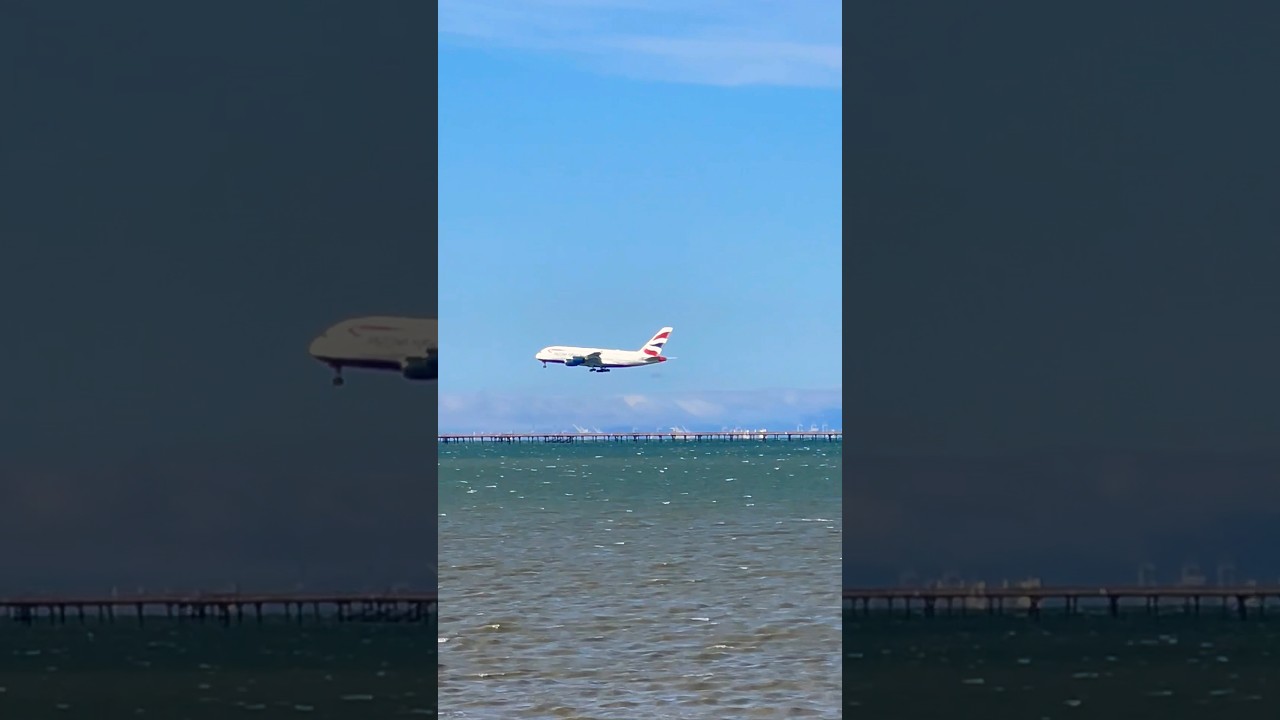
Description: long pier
xmin=844 ymin=586 xmax=1280 ymax=620
xmin=2 ymin=591 xmax=437 ymax=626
xmin=439 ymin=431 xmax=842 ymax=443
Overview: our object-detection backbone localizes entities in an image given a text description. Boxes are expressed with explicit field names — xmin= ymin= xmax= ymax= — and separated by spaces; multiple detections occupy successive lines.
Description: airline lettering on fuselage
xmin=364 ymin=336 xmax=432 ymax=350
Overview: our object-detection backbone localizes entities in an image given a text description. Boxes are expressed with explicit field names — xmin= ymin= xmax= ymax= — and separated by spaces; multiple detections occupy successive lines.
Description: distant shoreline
xmin=437 ymin=430 xmax=842 ymax=443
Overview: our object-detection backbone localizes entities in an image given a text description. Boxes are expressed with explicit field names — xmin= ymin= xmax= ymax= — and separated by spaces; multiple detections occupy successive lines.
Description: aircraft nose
xmin=309 ymin=335 xmax=328 ymax=358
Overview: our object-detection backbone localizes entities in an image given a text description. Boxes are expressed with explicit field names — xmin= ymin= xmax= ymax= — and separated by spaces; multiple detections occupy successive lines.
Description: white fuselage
xmin=309 ymin=316 xmax=437 ymax=383
xmin=535 ymin=345 xmax=666 ymax=369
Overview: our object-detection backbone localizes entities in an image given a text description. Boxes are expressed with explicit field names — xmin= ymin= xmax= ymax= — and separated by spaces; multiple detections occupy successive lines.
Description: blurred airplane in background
xmin=309 ymin=316 xmax=437 ymax=386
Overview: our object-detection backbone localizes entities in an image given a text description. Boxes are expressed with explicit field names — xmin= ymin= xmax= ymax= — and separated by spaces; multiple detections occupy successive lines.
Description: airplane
xmin=308 ymin=316 xmax=437 ymax=386
xmin=535 ymin=327 xmax=673 ymax=373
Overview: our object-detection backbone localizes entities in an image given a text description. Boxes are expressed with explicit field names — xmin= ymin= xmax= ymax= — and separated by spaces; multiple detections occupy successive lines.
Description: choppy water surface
xmin=0 ymin=620 xmax=436 ymax=718
xmin=847 ymin=612 xmax=1280 ymax=717
xmin=438 ymin=441 xmax=842 ymax=719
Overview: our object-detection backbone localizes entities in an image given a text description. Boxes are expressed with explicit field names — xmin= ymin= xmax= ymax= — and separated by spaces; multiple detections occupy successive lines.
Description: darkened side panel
xmin=0 ymin=1 xmax=438 ymax=715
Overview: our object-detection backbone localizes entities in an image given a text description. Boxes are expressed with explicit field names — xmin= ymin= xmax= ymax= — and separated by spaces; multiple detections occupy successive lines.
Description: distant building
xmin=1180 ymin=563 xmax=1206 ymax=587
xmin=1217 ymin=562 xmax=1236 ymax=587
xmin=1001 ymin=577 xmax=1041 ymax=609
xmin=964 ymin=581 xmax=988 ymax=610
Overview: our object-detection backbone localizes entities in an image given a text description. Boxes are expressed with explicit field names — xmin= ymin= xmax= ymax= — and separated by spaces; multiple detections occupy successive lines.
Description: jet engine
xmin=401 ymin=356 xmax=438 ymax=380
xmin=565 ymin=357 xmax=586 ymax=367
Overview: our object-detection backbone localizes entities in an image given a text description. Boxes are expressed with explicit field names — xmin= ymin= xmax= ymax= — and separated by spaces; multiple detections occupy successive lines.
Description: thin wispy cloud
xmin=439 ymin=387 xmax=842 ymax=433
xmin=439 ymin=0 xmax=842 ymax=88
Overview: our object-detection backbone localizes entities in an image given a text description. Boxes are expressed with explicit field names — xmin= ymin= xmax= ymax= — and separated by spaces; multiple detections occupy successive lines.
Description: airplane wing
xmin=583 ymin=351 xmax=604 ymax=367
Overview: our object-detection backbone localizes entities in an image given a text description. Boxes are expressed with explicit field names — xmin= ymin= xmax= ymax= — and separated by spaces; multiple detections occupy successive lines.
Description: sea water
xmin=437 ymin=440 xmax=842 ymax=718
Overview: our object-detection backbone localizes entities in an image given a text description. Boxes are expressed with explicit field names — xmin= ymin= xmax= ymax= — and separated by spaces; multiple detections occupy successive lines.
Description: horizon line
xmin=437 ymin=429 xmax=844 ymax=442
xmin=436 ymin=427 xmax=843 ymax=432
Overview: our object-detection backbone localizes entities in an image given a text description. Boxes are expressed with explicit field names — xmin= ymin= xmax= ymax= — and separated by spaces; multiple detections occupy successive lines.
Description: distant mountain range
xmin=438 ymin=388 xmax=843 ymax=435
xmin=533 ymin=407 xmax=843 ymax=434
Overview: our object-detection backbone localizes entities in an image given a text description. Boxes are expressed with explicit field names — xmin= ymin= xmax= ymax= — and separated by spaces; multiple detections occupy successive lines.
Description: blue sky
xmin=438 ymin=0 xmax=842 ymax=433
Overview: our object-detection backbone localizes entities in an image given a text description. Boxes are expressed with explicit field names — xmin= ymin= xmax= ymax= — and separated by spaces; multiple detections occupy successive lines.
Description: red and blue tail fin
xmin=640 ymin=327 xmax=673 ymax=357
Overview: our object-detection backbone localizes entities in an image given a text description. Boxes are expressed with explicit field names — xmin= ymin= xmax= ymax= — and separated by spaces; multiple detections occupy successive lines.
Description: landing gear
xmin=331 ymin=365 xmax=345 ymax=387
xmin=588 ymin=368 xmax=611 ymax=373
